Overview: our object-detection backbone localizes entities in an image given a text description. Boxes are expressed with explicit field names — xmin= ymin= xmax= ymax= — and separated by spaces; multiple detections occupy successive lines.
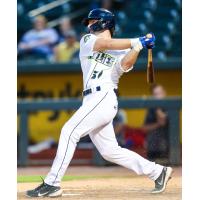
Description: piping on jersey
xmin=85 ymin=62 xmax=98 ymax=89
xmin=52 ymin=92 xmax=109 ymax=185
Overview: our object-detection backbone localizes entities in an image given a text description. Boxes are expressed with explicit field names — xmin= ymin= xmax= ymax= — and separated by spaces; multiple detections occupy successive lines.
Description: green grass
xmin=17 ymin=175 xmax=112 ymax=183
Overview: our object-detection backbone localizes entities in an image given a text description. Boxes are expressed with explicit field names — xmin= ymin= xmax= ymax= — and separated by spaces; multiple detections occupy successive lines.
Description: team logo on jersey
xmin=93 ymin=52 xmax=115 ymax=67
xmin=90 ymin=52 xmax=116 ymax=80
xmin=84 ymin=35 xmax=91 ymax=43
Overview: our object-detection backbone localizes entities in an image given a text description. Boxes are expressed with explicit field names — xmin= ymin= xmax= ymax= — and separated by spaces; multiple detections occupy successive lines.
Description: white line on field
xmin=63 ymin=189 xmax=88 ymax=191
xmin=63 ymin=193 xmax=81 ymax=196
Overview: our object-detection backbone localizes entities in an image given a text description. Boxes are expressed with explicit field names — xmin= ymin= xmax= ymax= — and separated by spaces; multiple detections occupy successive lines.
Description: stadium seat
xmin=17 ymin=0 xmax=181 ymax=59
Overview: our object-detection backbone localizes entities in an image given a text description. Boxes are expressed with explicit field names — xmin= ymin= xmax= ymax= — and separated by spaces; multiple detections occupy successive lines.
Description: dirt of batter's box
xmin=17 ymin=177 xmax=181 ymax=200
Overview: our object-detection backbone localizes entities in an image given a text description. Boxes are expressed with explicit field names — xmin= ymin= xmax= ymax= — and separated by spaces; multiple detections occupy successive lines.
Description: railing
xmin=47 ymin=7 xmax=88 ymax=28
xmin=27 ymin=0 xmax=88 ymax=28
xmin=17 ymin=97 xmax=182 ymax=166
xmin=28 ymin=0 xmax=72 ymax=17
xmin=17 ymin=58 xmax=182 ymax=74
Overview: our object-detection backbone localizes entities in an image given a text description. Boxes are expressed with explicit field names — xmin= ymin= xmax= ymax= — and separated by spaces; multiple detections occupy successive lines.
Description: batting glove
xmin=139 ymin=33 xmax=156 ymax=49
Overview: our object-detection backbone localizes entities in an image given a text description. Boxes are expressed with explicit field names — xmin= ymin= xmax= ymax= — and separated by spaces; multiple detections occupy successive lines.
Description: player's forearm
xmin=104 ymin=38 xmax=132 ymax=50
xmin=94 ymin=38 xmax=136 ymax=51
xmin=121 ymin=49 xmax=139 ymax=71
xmin=120 ymin=39 xmax=143 ymax=70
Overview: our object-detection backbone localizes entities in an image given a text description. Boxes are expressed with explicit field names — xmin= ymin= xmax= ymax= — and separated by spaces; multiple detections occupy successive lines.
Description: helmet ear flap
xmin=101 ymin=20 xmax=108 ymax=29
xmin=88 ymin=20 xmax=102 ymax=32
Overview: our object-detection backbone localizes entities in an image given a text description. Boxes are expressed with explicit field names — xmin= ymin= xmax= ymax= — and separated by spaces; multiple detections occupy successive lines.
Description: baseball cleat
xmin=151 ymin=167 xmax=173 ymax=194
xmin=26 ymin=179 xmax=63 ymax=198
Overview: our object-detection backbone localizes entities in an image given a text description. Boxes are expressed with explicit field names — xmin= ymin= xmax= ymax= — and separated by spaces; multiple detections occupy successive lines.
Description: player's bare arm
xmin=120 ymin=49 xmax=139 ymax=71
xmin=94 ymin=38 xmax=132 ymax=51
xmin=93 ymin=36 xmax=147 ymax=52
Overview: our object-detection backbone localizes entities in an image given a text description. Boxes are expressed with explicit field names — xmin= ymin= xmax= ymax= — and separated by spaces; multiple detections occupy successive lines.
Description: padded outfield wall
xmin=17 ymin=61 xmax=181 ymax=143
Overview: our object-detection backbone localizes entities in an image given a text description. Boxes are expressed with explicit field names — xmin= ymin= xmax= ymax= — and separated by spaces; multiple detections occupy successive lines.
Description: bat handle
xmin=148 ymin=49 xmax=152 ymax=62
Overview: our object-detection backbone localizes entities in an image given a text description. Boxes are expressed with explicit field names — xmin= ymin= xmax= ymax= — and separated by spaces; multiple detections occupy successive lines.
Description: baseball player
xmin=26 ymin=8 xmax=173 ymax=198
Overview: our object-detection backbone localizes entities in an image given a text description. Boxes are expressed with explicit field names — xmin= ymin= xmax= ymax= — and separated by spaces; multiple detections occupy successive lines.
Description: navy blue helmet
xmin=82 ymin=8 xmax=115 ymax=35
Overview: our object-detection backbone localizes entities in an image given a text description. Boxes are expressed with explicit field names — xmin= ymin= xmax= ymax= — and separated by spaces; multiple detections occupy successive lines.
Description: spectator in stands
xmin=142 ymin=84 xmax=169 ymax=160
xmin=59 ymin=17 xmax=73 ymax=42
xmin=54 ymin=30 xmax=79 ymax=62
xmin=101 ymin=0 xmax=113 ymax=10
xmin=113 ymin=110 xmax=146 ymax=149
xmin=18 ymin=15 xmax=58 ymax=60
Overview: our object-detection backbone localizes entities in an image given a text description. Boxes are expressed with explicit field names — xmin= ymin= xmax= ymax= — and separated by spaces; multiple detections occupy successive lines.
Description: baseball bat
xmin=147 ymin=48 xmax=155 ymax=83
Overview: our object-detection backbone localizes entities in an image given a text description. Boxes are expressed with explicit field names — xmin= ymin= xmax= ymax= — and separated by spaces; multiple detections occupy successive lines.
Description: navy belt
xmin=83 ymin=86 xmax=118 ymax=97
xmin=83 ymin=86 xmax=101 ymax=96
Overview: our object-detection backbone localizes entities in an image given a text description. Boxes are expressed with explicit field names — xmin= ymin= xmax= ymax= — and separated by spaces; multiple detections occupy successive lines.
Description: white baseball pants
xmin=45 ymin=89 xmax=163 ymax=186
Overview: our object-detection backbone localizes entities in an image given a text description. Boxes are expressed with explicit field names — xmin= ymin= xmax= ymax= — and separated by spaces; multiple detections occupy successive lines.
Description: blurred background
xmin=17 ymin=0 xmax=182 ymax=167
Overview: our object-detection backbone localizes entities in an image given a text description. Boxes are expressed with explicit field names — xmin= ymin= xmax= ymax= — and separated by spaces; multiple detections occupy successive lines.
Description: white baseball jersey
xmin=45 ymin=33 xmax=164 ymax=187
xmin=79 ymin=33 xmax=133 ymax=90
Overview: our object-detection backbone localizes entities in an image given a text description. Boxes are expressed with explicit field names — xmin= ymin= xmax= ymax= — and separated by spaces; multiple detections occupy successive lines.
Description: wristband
xmin=130 ymin=38 xmax=143 ymax=52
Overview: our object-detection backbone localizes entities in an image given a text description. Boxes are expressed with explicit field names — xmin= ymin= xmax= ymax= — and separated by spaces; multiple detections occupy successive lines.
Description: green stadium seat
xmin=17 ymin=0 xmax=182 ymax=59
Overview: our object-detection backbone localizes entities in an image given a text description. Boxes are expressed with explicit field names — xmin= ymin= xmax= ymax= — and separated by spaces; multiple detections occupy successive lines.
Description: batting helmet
xmin=82 ymin=8 xmax=115 ymax=35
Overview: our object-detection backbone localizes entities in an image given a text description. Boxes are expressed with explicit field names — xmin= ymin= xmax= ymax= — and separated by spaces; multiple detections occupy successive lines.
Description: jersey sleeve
xmin=79 ymin=34 xmax=97 ymax=57
xmin=117 ymin=49 xmax=134 ymax=73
